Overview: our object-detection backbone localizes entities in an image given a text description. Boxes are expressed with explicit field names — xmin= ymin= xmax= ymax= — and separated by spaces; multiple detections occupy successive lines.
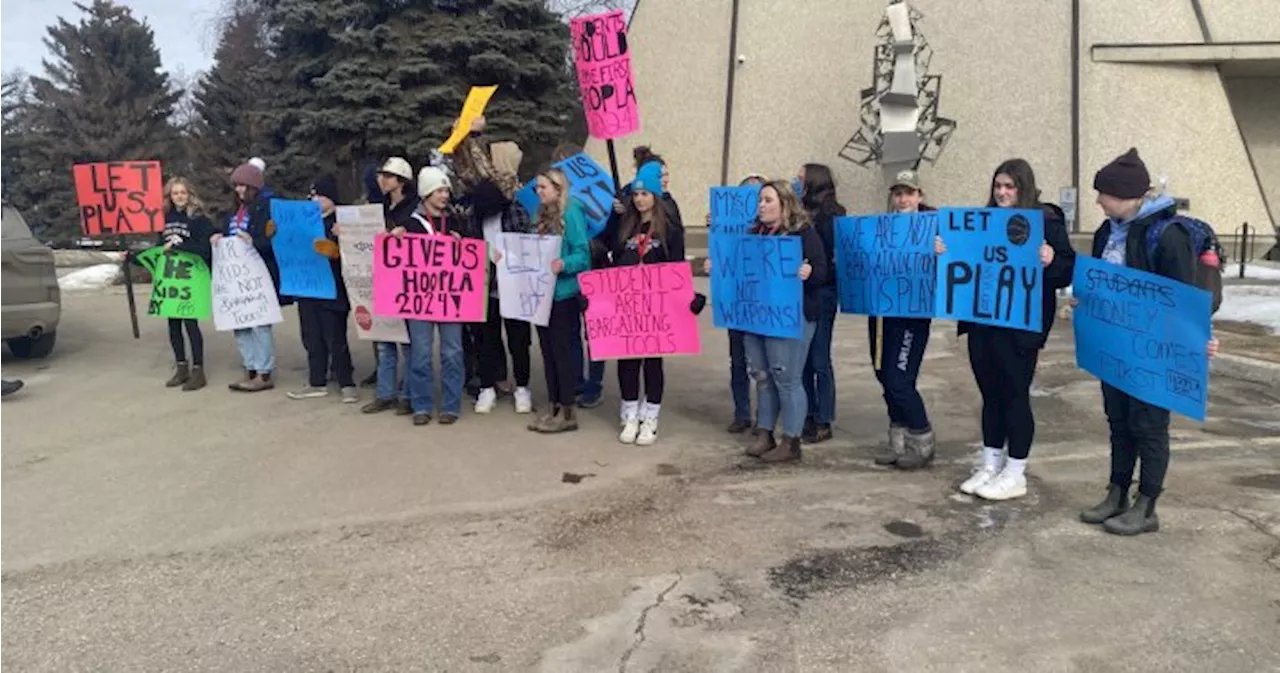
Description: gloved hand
xmin=313 ymin=238 xmax=340 ymax=259
xmin=265 ymin=220 xmax=276 ymax=238
xmin=690 ymin=292 xmax=707 ymax=315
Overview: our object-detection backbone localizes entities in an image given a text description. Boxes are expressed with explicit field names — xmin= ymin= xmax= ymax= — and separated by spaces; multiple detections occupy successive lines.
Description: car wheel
xmin=7 ymin=331 xmax=57 ymax=359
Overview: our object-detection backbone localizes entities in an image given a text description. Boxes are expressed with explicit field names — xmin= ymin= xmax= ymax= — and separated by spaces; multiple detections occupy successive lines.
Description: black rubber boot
xmin=1104 ymin=493 xmax=1160 ymax=536
xmin=1080 ymin=484 xmax=1129 ymax=524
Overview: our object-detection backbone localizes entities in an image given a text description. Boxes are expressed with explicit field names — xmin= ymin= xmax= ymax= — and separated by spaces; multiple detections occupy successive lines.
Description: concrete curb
xmin=1213 ymin=353 xmax=1280 ymax=387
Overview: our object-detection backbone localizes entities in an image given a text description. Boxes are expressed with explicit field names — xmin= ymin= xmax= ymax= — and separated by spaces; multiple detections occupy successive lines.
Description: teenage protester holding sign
xmin=938 ymin=159 xmax=1075 ymax=500
xmin=158 ymin=178 xmax=215 ymax=391
xmin=870 ymin=171 xmax=937 ymax=469
xmin=1079 ymin=148 xmax=1220 ymax=536
xmin=527 ymin=168 xmax=591 ymax=433
xmin=797 ymin=164 xmax=847 ymax=445
xmin=287 ymin=177 xmax=357 ymax=404
xmin=362 ymin=157 xmax=419 ymax=416
xmin=213 ymin=162 xmax=280 ymax=393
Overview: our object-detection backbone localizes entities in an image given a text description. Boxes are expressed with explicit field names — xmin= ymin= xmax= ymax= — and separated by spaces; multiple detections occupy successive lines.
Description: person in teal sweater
xmin=527 ymin=167 xmax=591 ymax=433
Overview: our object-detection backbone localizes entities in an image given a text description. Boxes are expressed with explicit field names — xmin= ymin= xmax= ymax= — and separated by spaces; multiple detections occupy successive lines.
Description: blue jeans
xmin=375 ymin=342 xmax=411 ymax=402
xmin=407 ymin=320 xmax=464 ymax=415
xmin=233 ymin=325 xmax=275 ymax=373
xmin=743 ymin=321 xmax=817 ymax=438
xmin=803 ymin=286 xmax=839 ymax=425
xmin=728 ymin=330 xmax=751 ymax=423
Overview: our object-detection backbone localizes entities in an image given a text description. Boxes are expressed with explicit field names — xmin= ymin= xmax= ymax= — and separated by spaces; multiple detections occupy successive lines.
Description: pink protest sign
xmin=580 ymin=262 xmax=700 ymax=360
xmin=570 ymin=10 xmax=640 ymax=140
xmin=372 ymin=233 xmax=488 ymax=322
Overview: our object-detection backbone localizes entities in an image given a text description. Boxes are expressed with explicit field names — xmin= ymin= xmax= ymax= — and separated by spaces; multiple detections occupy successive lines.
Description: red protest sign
xmin=72 ymin=161 xmax=164 ymax=237
xmin=570 ymin=10 xmax=640 ymax=140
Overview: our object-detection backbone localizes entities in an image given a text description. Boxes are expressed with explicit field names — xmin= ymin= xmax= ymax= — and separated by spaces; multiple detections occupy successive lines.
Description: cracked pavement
xmin=3 ymin=284 xmax=1279 ymax=672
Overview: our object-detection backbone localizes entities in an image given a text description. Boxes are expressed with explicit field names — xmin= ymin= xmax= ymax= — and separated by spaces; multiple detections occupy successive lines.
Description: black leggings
xmin=537 ymin=298 xmax=582 ymax=408
xmin=168 ymin=318 xmax=203 ymax=366
xmin=968 ymin=327 xmax=1039 ymax=459
xmin=618 ymin=358 xmax=664 ymax=404
xmin=479 ymin=295 xmax=532 ymax=388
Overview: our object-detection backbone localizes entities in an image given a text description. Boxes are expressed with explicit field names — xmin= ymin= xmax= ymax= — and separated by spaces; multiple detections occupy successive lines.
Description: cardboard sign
xmin=269 ymin=199 xmax=338 ymax=300
xmin=570 ymin=10 xmax=640 ymax=140
xmin=836 ymin=213 xmax=937 ymax=317
xmin=438 ymin=85 xmax=499 ymax=154
xmin=373 ymin=233 xmax=487 ymax=322
xmin=935 ymin=208 xmax=1043 ymax=332
xmin=336 ymin=205 xmax=408 ymax=342
xmin=514 ymin=153 xmax=617 ymax=237
xmin=135 ymin=247 xmax=212 ymax=320
xmin=580 ymin=263 xmax=700 ymax=359
xmin=211 ymin=236 xmax=283 ymax=331
xmin=709 ymin=233 xmax=804 ymax=339
xmin=497 ymin=232 xmax=561 ymax=326
xmin=72 ymin=161 xmax=164 ymax=236
xmin=709 ymin=186 xmax=759 ymax=235
xmin=1073 ymin=256 xmax=1212 ymax=421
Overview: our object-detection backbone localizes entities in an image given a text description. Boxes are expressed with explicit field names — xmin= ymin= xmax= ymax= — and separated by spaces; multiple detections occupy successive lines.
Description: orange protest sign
xmin=72 ymin=161 xmax=164 ymax=237
xmin=438 ymin=85 xmax=499 ymax=154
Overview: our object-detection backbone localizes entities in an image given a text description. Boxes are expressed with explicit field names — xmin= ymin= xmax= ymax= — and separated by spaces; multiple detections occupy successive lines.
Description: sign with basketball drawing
xmin=935 ymin=207 xmax=1043 ymax=332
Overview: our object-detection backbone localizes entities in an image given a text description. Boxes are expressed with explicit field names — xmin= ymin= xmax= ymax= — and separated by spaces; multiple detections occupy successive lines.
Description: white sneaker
xmin=959 ymin=466 xmax=1002 ymax=495
xmin=636 ymin=418 xmax=659 ymax=446
xmin=619 ymin=417 xmax=640 ymax=444
xmin=514 ymin=387 xmax=533 ymax=414
xmin=340 ymin=386 xmax=359 ymax=404
xmin=475 ymin=387 xmax=497 ymax=414
xmin=975 ymin=467 xmax=1028 ymax=501
xmin=287 ymin=386 xmax=328 ymax=400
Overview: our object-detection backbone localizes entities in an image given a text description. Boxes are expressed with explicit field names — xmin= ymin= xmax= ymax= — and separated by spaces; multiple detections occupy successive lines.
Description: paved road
xmin=3 ymin=282 xmax=1278 ymax=672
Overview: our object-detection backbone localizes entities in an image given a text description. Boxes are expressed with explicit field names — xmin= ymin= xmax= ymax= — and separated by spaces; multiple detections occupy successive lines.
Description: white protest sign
xmin=336 ymin=205 xmax=408 ymax=343
xmin=498 ymin=232 xmax=560 ymax=327
xmin=212 ymin=237 xmax=283 ymax=331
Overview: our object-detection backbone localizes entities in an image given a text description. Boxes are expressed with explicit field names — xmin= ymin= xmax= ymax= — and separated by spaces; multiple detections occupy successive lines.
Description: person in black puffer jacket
xmin=796 ymin=163 xmax=847 ymax=445
xmin=157 ymin=177 xmax=216 ymax=391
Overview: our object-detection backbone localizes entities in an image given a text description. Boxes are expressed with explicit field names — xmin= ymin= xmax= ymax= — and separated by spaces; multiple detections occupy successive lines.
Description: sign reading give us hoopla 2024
xmin=570 ymin=10 xmax=640 ymax=140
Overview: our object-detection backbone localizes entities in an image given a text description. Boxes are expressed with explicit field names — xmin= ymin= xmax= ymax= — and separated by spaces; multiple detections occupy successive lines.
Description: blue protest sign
xmin=709 ymin=186 xmax=759 ymax=235
xmin=515 ymin=153 xmax=616 ymax=237
xmin=709 ymin=233 xmax=804 ymax=339
xmin=836 ymin=212 xmax=936 ymax=317
xmin=269 ymin=199 xmax=337 ymax=300
xmin=935 ymin=207 xmax=1042 ymax=332
xmin=1072 ymin=256 xmax=1211 ymax=421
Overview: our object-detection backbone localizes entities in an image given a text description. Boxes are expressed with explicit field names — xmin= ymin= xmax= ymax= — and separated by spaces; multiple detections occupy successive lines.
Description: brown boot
xmin=745 ymin=431 xmax=777 ymax=458
xmin=229 ymin=370 xmax=256 ymax=391
xmin=760 ymin=436 xmax=802 ymax=464
xmin=165 ymin=363 xmax=189 ymax=388
xmin=182 ymin=366 xmax=206 ymax=391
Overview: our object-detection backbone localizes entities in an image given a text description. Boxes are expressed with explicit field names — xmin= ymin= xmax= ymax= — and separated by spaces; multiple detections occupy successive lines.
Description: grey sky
xmin=1 ymin=0 xmax=220 ymax=80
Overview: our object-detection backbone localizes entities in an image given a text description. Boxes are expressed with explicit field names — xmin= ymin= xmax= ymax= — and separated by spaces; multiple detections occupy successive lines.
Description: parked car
xmin=2 ymin=205 xmax=60 ymax=358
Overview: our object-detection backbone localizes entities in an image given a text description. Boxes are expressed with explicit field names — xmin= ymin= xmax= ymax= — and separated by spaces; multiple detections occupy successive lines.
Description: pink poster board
xmin=372 ymin=233 xmax=487 ymax=323
xmin=570 ymin=10 xmax=640 ymax=140
xmin=579 ymin=262 xmax=701 ymax=360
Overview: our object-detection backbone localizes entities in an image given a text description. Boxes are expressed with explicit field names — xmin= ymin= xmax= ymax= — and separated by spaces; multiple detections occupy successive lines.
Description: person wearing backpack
xmin=1079 ymin=148 xmax=1221 ymax=536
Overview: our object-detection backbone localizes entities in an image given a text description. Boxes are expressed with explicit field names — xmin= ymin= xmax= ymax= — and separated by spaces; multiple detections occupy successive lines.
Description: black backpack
xmin=1144 ymin=215 xmax=1224 ymax=314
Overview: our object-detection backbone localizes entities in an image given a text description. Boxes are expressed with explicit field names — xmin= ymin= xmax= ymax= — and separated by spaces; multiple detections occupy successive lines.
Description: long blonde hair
xmin=754 ymin=179 xmax=810 ymax=234
xmin=164 ymin=177 xmax=204 ymax=217
xmin=534 ymin=168 xmax=571 ymax=236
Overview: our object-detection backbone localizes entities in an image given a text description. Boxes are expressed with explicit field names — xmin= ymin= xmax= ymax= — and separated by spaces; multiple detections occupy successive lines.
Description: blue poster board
xmin=269 ymin=199 xmax=337 ymax=300
xmin=709 ymin=233 xmax=804 ymax=339
xmin=709 ymin=186 xmax=759 ymax=235
xmin=515 ymin=153 xmax=617 ymax=237
xmin=935 ymin=207 xmax=1042 ymax=332
xmin=835 ymin=212 xmax=936 ymax=317
xmin=1072 ymin=256 xmax=1212 ymax=421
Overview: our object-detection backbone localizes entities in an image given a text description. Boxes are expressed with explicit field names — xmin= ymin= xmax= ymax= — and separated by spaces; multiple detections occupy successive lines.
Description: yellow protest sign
xmin=438 ymin=85 xmax=499 ymax=154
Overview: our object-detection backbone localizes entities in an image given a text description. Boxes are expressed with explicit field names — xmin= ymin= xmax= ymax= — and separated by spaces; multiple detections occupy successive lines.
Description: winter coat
xmin=806 ymin=201 xmax=848 ymax=288
xmin=543 ymin=199 xmax=592 ymax=301
xmin=222 ymin=195 xmax=282 ymax=300
xmin=748 ymin=221 xmax=830 ymax=323
xmin=159 ymin=207 xmax=215 ymax=266
xmin=1089 ymin=195 xmax=1194 ymax=284
xmin=383 ymin=191 xmax=422 ymax=232
xmin=610 ymin=216 xmax=686 ymax=267
xmin=306 ymin=210 xmax=350 ymax=312
xmin=599 ymin=186 xmax=684 ymax=269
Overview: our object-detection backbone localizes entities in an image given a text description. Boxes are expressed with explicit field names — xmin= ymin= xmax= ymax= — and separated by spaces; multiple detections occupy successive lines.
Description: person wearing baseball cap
xmin=361 ymin=157 xmax=420 ymax=412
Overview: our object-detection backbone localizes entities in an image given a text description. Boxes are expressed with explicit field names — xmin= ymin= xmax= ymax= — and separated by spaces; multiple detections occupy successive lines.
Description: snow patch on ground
xmin=1240 ymin=264 xmax=1280 ymax=281
xmin=1216 ymin=285 xmax=1280 ymax=334
xmin=58 ymin=264 xmax=122 ymax=292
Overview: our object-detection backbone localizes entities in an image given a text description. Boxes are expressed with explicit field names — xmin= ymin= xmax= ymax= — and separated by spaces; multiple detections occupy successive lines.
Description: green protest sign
xmin=135 ymin=247 xmax=212 ymax=320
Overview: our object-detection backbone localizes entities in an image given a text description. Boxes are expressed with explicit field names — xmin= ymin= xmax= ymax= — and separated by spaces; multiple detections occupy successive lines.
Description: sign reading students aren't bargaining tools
xmin=135 ymin=247 xmax=212 ymax=320
xmin=579 ymin=263 xmax=701 ymax=360
xmin=335 ymin=205 xmax=408 ymax=343
xmin=709 ymin=186 xmax=759 ymax=235
xmin=835 ymin=213 xmax=937 ymax=318
xmin=935 ymin=207 xmax=1043 ymax=332
xmin=212 ymin=236 xmax=283 ymax=331
xmin=497 ymin=233 xmax=561 ymax=327
xmin=72 ymin=161 xmax=164 ymax=236
xmin=372 ymin=233 xmax=488 ymax=322
xmin=514 ymin=153 xmax=617 ymax=238
xmin=269 ymin=199 xmax=338 ymax=300
xmin=709 ymin=233 xmax=804 ymax=339
xmin=438 ymin=85 xmax=499 ymax=154
xmin=1072 ymin=256 xmax=1212 ymax=421
xmin=570 ymin=10 xmax=640 ymax=140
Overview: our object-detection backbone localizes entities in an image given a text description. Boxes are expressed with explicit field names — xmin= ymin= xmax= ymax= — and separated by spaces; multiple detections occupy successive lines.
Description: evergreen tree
xmin=17 ymin=0 xmax=183 ymax=240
